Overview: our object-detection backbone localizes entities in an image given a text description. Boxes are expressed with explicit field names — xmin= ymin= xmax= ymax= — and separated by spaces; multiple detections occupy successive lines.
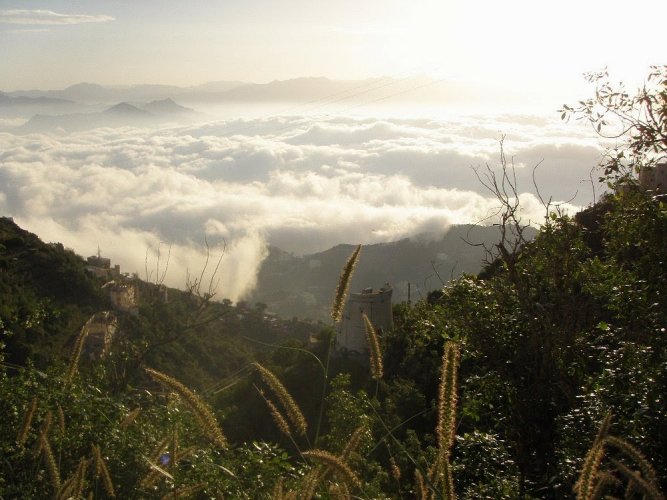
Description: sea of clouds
xmin=0 ymin=111 xmax=604 ymax=301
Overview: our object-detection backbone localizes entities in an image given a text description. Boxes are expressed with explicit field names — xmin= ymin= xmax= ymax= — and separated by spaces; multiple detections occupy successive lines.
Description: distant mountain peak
xmin=64 ymin=82 xmax=105 ymax=91
xmin=143 ymin=98 xmax=193 ymax=114
xmin=104 ymin=102 xmax=149 ymax=115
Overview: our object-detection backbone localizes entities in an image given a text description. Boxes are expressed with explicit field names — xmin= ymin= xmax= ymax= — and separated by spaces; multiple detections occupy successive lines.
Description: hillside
xmin=250 ymin=224 xmax=537 ymax=320
xmin=0 ymin=216 xmax=321 ymax=388
xmin=0 ymin=216 xmax=107 ymax=365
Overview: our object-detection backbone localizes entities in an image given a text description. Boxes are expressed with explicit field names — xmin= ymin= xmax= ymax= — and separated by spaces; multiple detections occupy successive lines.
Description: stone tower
xmin=336 ymin=284 xmax=393 ymax=352
xmin=639 ymin=161 xmax=667 ymax=191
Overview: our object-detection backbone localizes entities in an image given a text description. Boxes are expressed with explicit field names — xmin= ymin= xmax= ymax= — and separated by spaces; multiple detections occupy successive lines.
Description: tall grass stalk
xmin=604 ymin=435 xmax=658 ymax=486
xmin=302 ymin=450 xmax=361 ymax=491
xmin=16 ymin=396 xmax=37 ymax=447
xmin=435 ymin=341 xmax=460 ymax=500
xmin=145 ymin=368 xmax=227 ymax=448
xmin=39 ymin=410 xmax=52 ymax=438
xmin=39 ymin=431 xmax=60 ymax=492
xmin=56 ymin=403 xmax=66 ymax=437
xmin=253 ymin=363 xmax=307 ymax=437
xmin=331 ymin=244 xmax=361 ymax=324
xmin=609 ymin=458 xmax=663 ymax=500
xmin=574 ymin=412 xmax=611 ymax=500
xmin=315 ymin=244 xmax=362 ymax=446
xmin=340 ymin=425 xmax=367 ymax=461
xmin=72 ymin=457 xmax=88 ymax=498
xmin=93 ymin=443 xmax=116 ymax=497
xmin=65 ymin=321 xmax=91 ymax=385
xmin=362 ymin=313 xmax=383 ymax=382
xmin=259 ymin=389 xmax=292 ymax=437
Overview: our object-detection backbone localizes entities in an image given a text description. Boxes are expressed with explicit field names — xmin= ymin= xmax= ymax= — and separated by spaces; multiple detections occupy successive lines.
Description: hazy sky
xmin=1 ymin=0 xmax=664 ymax=90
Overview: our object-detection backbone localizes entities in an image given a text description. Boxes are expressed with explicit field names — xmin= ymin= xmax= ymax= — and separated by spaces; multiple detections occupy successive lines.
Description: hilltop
xmin=250 ymin=224 xmax=537 ymax=320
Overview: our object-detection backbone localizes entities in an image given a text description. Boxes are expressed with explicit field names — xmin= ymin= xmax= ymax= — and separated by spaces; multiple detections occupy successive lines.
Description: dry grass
xmin=65 ymin=320 xmax=91 ymax=385
xmin=39 ymin=431 xmax=61 ymax=492
xmin=302 ymin=450 xmax=361 ymax=491
xmin=92 ymin=443 xmax=116 ymax=497
xmin=435 ymin=341 xmax=460 ymax=500
xmin=16 ymin=397 xmax=38 ymax=447
xmin=574 ymin=412 xmax=611 ymax=500
xmin=331 ymin=245 xmax=361 ymax=323
xmin=145 ymin=368 xmax=227 ymax=448
xmin=362 ymin=313 xmax=383 ymax=380
xmin=253 ymin=362 xmax=307 ymax=436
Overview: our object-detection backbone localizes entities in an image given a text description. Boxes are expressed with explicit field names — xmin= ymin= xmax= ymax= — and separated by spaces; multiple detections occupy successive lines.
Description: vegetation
xmin=1 ymin=67 xmax=666 ymax=498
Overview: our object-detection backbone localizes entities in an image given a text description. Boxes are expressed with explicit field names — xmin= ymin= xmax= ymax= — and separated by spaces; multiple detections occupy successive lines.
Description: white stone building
xmin=639 ymin=162 xmax=667 ymax=192
xmin=336 ymin=284 xmax=393 ymax=352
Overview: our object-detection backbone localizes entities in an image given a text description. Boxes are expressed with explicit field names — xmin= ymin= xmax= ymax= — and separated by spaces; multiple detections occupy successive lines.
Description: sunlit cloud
xmin=0 ymin=112 xmax=603 ymax=301
xmin=0 ymin=9 xmax=114 ymax=25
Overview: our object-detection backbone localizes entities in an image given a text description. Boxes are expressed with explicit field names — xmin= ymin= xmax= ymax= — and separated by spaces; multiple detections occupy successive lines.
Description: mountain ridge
xmin=249 ymin=224 xmax=537 ymax=320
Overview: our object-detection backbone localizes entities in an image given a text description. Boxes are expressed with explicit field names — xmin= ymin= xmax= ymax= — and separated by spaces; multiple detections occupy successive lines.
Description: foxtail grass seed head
xmin=40 ymin=410 xmax=52 ymax=438
xmin=609 ymin=458 xmax=664 ymax=500
xmin=39 ymin=432 xmax=61 ymax=491
xmin=604 ymin=435 xmax=659 ymax=486
xmin=331 ymin=245 xmax=361 ymax=323
xmin=92 ymin=442 xmax=116 ymax=497
xmin=253 ymin=363 xmax=307 ymax=436
xmin=17 ymin=397 xmax=38 ymax=447
xmin=575 ymin=413 xmax=612 ymax=500
xmin=300 ymin=467 xmax=325 ymax=500
xmin=302 ymin=450 xmax=361 ymax=490
xmin=340 ymin=425 xmax=367 ymax=461
xmin=437 ymin=341 xmax=460 ymax=453
xmin=262 ymin=392 xmax=292 ymax=437
xmin=139 ymin=433 xmax=173 ymax=490
xmin=65 ymin=321 xmax=91 ymax=385
xmin=575 ymin=442 xmax=605 ymax=500
xmin=72 ymin=457 xmax=88 ymax=498
xmin=415 ymin=469 xmax=427 ymax=500
xmin=145 ymin=368 xmax=227 ymax=448
xmin=58 ymin=476 xmax=75 ymax=500
xmin=390 ymin=457 xmax=401 ymax=482
xmin=362 ymin=313 xmax=383 ymax=380
xmin=589 ymin=471 xmax=622 ymax=500
xmin=441 ymin=457 xmax=456 ymax=500
xmin=56 ymin=403 xmax=66 ymax=437
xmin=92 ymin=444 xmax=103 ymax=477
xmin=328 ymin=481 xmax=350 ymax=499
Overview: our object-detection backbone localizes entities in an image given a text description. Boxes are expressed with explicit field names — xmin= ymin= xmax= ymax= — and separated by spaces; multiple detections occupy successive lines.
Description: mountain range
xmin=248 ymin=224 xmax=537 ymax=321
xmin=18 ymin=98 xmax=198 ymax=133
xmin=4 ymin=76 xmax=514 ymax=109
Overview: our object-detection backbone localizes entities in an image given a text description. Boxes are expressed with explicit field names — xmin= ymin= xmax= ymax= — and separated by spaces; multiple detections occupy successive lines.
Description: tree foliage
xmin=560 ymin=65 xmax=667 ymax=185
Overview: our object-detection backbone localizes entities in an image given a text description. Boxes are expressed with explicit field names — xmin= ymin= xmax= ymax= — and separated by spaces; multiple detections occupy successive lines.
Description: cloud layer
xmin=0 ymin=111 xmax=603 ymax=300
xmin=0 ymin=9 xmax=114 ymax=25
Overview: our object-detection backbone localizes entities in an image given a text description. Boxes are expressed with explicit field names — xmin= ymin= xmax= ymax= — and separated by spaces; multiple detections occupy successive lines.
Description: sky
xmin=0 ymin=0 xmax=664 ymax=302
xmin=1 ymin=0 xmax=664 ymax=91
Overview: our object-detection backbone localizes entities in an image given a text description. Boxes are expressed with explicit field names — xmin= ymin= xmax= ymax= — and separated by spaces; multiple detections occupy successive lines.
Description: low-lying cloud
xmin=0 ymin=112 xmax=603 ymax=301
